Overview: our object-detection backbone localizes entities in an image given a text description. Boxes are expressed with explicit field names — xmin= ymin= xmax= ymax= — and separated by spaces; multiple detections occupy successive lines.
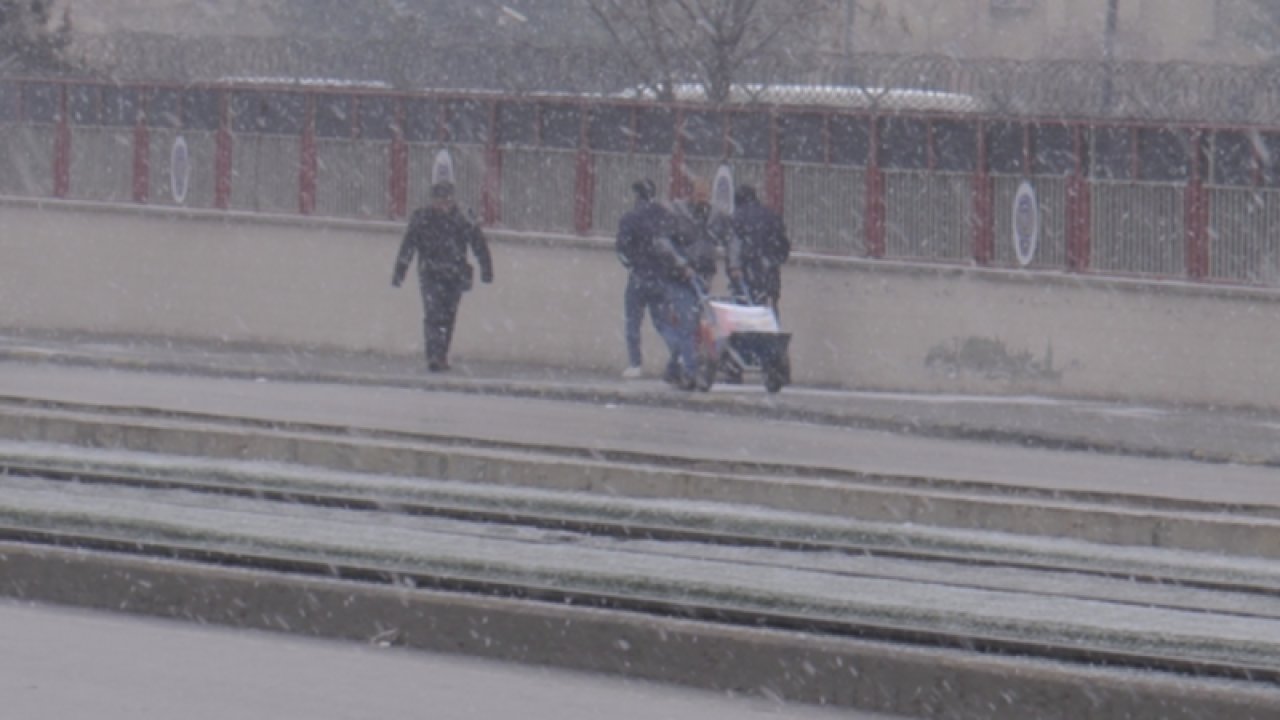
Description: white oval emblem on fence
xmin=1012 ymin=180 xmax=1039 ymax=267
xmin=712 ymin=164 xmax=734 ymax=217
xmin=170 ymin=137 xmax=191 ymax=204
xmin=431 ymin=148 xmax=455 ymax=187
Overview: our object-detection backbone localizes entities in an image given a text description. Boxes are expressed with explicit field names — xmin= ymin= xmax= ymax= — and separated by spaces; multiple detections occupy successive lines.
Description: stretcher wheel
xmin=764 ymin=369 xmax=785 ymax=393
xmin=763 ymin=353 xmax=789 ymax=394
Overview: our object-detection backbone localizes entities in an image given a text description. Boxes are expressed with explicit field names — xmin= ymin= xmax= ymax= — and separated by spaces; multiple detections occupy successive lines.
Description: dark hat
xmin=631 ymin=178 xmax=657 ymax=201
xmin=430 ymin=181 xmax=455 ymax=199
xmin=734 ymin=184 xmax=757 ymax=205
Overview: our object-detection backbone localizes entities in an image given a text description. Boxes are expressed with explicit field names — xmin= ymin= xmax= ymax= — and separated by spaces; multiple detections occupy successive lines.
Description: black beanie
xmin=631 ymin=178 xmax=657 ymax=201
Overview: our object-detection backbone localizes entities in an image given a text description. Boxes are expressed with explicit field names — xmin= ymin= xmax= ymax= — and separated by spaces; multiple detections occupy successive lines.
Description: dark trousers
xmin=743 ymin=263 xmax=781 ymax=319
xmin=418 ymin=274 xmax=464 ymax=365
xmin=624 ymin=273 xmax=665 ymax=367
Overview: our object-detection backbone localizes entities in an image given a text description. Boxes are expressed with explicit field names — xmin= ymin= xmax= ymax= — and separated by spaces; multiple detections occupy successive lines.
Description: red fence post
xmin=298 ymin=95 xmax=317 ymax=216
xmin=972 ymin=121 xmax=994 ymax=265
xmin=214 ymin=91 xmax=232 ymax=210
xmin=669 ymin=109 xmax=688 ymax=201
xmin=1066 ymin=126 xmax=1091 ymax=272
xmin=574 ymin=148 xmax=595 ymax=234
xmin=482 ymin=101 xmax=502 ymax=226
xmin=765 ymin=112 xmax=785 ymax=214
xmin=864 ymin=115 xmax=886 ymax=259
xmin=1184 ymin=130 xmax=1209 ymax=280
xmin=132 ymin=91 xmax=150 ymax=204
xmin=52 ymin=84 xmax=71 ymax=198
xmin=388 ymin=99 xmax=408 ymax=220
xmin=1066 ymin=174 xmax=1092 ymax=272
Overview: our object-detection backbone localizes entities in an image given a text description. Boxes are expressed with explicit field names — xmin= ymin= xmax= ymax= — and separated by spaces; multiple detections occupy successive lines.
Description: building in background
xmin=64 ymin=0 xmax=277 ymax=37
xmin=830 ymin=0 xmax=1276 ymax=65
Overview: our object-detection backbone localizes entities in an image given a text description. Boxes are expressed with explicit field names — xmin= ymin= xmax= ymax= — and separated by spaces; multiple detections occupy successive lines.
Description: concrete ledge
xmin=2 ymin=544 xmax=1276 ymax=720
xmin=2 ymin=406 xmax=1278 ymax=559
xmin=7 ymin=193 xmax=1279 ymax=304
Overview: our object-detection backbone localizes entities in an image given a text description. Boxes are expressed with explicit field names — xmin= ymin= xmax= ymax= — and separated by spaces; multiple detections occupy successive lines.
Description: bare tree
xmin=1237 ymin=0 xmax=1280 ymax=55
xmin=0 ymin=0 xmax=72 ymax=74
xmin=581 ymin=0 xmax=833 ymax=102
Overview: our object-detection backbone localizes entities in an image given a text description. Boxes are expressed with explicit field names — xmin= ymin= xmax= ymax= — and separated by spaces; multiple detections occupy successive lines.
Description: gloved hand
xmin=392 ymin=270 xmax=405 ymax=288
xmin=481 ymin=270 xmax=493 ymax=284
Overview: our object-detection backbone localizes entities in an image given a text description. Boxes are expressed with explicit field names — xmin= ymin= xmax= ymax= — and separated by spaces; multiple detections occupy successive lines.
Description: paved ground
xmin=1 ymin=600 xmax=876 ymax=720
xmin=4 ymin=331 xmax=1280 ymax=719
xmin=1 ymin=329 xmax=1277 ymax=470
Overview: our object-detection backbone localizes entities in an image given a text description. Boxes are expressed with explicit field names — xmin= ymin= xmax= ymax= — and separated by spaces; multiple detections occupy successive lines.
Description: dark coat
xmin=393 ymin=204 xmax=493 ymax=288
xmin=616 ymin=199 xmax=675 ymax=283
xmin=670 ymin=199 xmax=721 ymax=282
xmin=729 ymin=198 xmax=790 ymax=301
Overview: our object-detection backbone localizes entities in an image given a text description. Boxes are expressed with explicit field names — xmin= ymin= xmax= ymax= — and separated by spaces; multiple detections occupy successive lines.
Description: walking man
xmin=727 ymin=184 xmax=790 ymax=314
xmin=616 ymin=178 xmax=673 ymax=379
xmin=392 ymin=181 xmax=493 ymax=372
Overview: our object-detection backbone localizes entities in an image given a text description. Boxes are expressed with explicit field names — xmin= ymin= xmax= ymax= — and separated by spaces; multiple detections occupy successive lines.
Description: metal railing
xmin=67 ymin=34 xmax=1280 ymax=126
xmin=4 ymin=76 xmax=1280 ymax=289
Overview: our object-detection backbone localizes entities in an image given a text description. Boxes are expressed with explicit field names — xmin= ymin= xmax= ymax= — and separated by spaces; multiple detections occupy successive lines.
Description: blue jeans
xmin=624 ymin=273 xmax=665 ymax=367
xmin=658 ymin=278 xmax=699 ymax=380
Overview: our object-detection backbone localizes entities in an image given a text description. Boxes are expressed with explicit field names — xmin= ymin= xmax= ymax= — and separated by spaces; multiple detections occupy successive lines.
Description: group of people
xmin=617 ymin=177 xmax=790 ymax=389
xmin=389 ymin=176 xmax=790 ymax=386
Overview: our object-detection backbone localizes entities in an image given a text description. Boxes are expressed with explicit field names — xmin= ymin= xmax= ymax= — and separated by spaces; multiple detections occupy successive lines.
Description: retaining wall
xmin=3 ymin=197 xmax=1279 ymax=410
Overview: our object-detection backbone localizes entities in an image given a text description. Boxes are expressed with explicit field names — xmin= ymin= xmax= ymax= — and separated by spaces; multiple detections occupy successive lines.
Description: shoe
xmin=427 ymin=360 xmax=447 ymax=373
xmin=662 ymin=359 xmax=680 ymax=385
xmin=622 ymin=366 xmax=644 ymax=380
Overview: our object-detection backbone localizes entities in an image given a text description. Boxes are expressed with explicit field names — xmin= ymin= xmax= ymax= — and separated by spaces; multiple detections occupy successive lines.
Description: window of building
xmin=1137 ymin=127 xmax=1190 ymax=182
xmin=101 ymin=86 xmax=141 ymax=127
xmin=22 ymin=84 xmax=59 ymax=123
xmin=633 ymin=107 xmax=674 ymax=154
xmin=314 ymin=94 xmax=353 ymax=138
xmin=828 ymin=114 xmax=869 ymax=167
xmin=231 ymin=91 xmax=304 ymax=136
xmin=496 ymin=102 xmax=537 ymax=147
xmin=681 ymin=110 xmax=725 ymax=158
xmin=0 ymin=83 xmax=17 ymax=123
xmin=933 ymin=120 xmax=977 ymax=172
xmin=357 ymin=96 xmax=397 ymax=141
xmin=403 ymin=98 xmax=439 ymax=143
xmin=183 ymin=89 xmax=222 ymax=131
xmin=1209 ymin=130 xmax=1255 ymax=186
xmin=1031 ymin=123 xmax=1075 ymax=175
xmin=779 ymin=113 xmax=826 ymax=164
xmin=728 ymin=111 xmax=771 ymax=160
xmin=540 ymin=104 xmax=582 ymax=149
xmin=446 ymin=99 xmax=490 ymax=144
xmin=1091 ymin=126 xmax=1132 ymax=180
xmin=990 ymin=0 xmax=1038 ymax=15
xmin=68 ymin=85 xmax=100 ymax=126
xmin=588 ymin=105 xmax=634 ymax=153
xmin=985 ymin=121 xmax=1025 ymax=174
xmin=877 ymin=116 xmax=929 ymax=170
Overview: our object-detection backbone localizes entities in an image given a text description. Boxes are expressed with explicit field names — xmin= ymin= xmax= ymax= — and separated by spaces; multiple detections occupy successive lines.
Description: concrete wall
xmin=4 ymin=197 xmax=1280 ymax=410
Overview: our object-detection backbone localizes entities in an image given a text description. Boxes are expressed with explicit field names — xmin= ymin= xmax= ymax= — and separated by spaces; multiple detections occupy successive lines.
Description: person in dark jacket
xmin=616 ymin=178 xmax=674 ymax=379
xmin=669 ymin=178 xmax=722 ymax=288
xmin=727 ymin=184 xmax=790 ymax=314
xmin=392 ymin=181 xmax=493 ymax=372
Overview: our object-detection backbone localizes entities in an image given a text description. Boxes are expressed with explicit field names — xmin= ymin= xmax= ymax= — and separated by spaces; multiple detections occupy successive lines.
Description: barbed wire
xmin=813 ymin=54 xmax=1280 ymax=126
xmin=58 ymin=35 xmax=1280 ymax=126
